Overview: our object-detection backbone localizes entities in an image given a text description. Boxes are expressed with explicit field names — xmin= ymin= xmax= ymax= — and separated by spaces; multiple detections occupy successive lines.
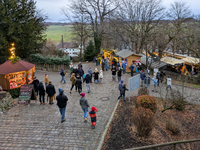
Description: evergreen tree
xmin=84 ymin=40 xmax=95 ymax=61
xmin=0 ymin=0 xmax=47 ymax=59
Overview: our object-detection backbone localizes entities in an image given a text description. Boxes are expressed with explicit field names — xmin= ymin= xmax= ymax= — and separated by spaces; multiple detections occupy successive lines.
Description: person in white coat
xmin=99 ymin=70 xmax=103 ymax=83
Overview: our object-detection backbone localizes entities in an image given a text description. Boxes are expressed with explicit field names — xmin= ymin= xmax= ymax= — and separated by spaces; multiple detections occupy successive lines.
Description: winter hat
xmin=80 ymin=93 xmax=85 ymax=97
xmin=49 ymin=81 xmax=52 ymax=84
xmin=39 ymin=80 xmax=43 ymax=84
xmin=91 ymin=107 xmax=96 ymax=111
xmin=59 ymin=88 xmax=63 ymax=92
xmin=140 ymin=70 xmax=143 ymax=73
xmin=121 ymin=79 xmax=124 ymax=83
xmin=59 ymin=90 xmax=64 ymax=95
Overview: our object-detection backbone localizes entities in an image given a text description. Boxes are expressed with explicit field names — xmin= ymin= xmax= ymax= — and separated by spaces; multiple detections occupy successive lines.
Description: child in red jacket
xmin=89 ymin=106 xmax=97 ymax=129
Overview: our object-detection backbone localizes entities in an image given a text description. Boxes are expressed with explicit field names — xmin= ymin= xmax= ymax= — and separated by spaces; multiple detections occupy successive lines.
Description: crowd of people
xmin=31 ymin=59 xmax=173 ymax=129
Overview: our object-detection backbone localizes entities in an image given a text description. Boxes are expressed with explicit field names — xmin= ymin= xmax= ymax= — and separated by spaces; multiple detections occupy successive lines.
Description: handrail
xmin=124 ymin=138 xmax=200 ymax=150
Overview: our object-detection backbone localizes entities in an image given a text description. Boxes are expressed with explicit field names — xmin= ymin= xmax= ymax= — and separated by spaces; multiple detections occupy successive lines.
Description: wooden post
xmin=173 ymin=144 xmax=176 ymax=150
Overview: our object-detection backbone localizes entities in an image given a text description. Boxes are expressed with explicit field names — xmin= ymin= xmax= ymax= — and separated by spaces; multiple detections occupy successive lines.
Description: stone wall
xmin=0 ymin=91 xmax=14 ymax=113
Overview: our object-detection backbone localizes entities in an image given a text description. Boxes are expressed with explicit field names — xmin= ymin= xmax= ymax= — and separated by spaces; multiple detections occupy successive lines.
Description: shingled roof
xmin=0 ymin=60 xmax=35 ymax=75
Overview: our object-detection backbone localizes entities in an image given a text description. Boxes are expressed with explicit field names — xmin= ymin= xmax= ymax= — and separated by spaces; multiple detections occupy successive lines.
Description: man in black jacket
xmin=46 ymin=81 xmax=56 ymax=105
xmin=76 ymin=76 xmax=82 ymax=94
xmin=56 ymin=89 xmax=68 ymax=123
xmin=73 ymin=67 xmax=79 ymax=78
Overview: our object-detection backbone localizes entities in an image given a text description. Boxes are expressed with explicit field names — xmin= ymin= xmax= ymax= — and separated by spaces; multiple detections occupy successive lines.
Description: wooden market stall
xmin=0 ymin=60 xmax=35 ymax=90
xmin=100 ymin=48 xmax=119 ymax=65
xmin=115 ymin=50 xmax=142 ymax=72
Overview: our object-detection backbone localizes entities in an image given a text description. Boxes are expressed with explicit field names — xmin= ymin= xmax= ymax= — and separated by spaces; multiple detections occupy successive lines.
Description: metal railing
xmin=124 ymin=138 xmax=200 ymax=150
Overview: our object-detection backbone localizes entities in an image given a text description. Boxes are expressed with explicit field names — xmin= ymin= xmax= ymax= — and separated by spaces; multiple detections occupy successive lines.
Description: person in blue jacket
xmin=130 ymin=63 xmax=135 ymax=77
xmin=152 ymin=76 xmax=158 ymax=92
xmin=122 ymin=62 xmax=126 ymax=74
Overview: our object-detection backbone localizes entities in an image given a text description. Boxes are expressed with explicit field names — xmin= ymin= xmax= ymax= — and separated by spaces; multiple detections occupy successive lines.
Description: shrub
xmin=166 ymin=117 xmax=181 ymax=135
xmin=9 ymin=88 xmax=20 ymax=98
xmin=132 ymin=107 xmax=155 ymax=137
xmin=138 ymin=87 xmax=149 ymax=96
xmin=136 ymin=95 xmax=157 ymax=113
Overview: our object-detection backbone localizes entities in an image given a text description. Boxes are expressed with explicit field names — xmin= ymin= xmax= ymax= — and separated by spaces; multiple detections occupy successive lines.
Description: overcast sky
xmin=35 ymin=0 xmax=200 ymax=22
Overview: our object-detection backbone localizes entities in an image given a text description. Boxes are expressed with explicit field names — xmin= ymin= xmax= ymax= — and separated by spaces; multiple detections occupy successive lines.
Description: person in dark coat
xmin=56 ymin=89 xmax=68 ymax=123
xmin=118 ymin=84 xmax=129 ymax=102
xmin=46 ymin=81 xmax=56 ymax=105
xmin=130 ymin=63 xmax=135 ymax=77
xmin=117 ymin=67 xmax=122 ymax=82
xmin=160 ymin=71 xmax=166 ymax=83
xmin=83 ymin=73 xmax=91 ymax=93
xmin=78 ymin=62 xmax=82 ymax=69
xmin=73 ymin=67 xmax=79 ymax=78
xmin=32 ymin=76 xmax=39 ymax=95
xmin=140 ymin=70 xmax=146 ymax=87
xmin=89 ymin=106 xmax=97 ymax=129
xmin=88 ymin=67 xmax=93 ymax=83
xmin=76 ymin=76 xmax=82 ymax=94
xmin=93 ymin=68 xmax=99 ymax=83
xmin=156 ymin=71 xmax=160 ymax=86
xmin=78 ymin=67 xmax=84 ymax=79
xmin=102 ymin=59 xmax=105 ymax=71
xmin=60 ymin=68 xmax=66 ymax=83
xmin=111 ymin=66 xmax=116 ymax=81
xmin=37 ymin=81 xmax=45 ymax=104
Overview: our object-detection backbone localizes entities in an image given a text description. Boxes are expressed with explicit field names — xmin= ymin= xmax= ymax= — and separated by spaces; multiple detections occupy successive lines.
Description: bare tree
xmin=166 ymin=1 xmax=193 ymax=57
xmin=62 ymin=6 xmax=90 ymax=58
xmin=111 ymin=0 xmax=165 ymax=54
xmin=63 ymin=0 xmax=119 ymax=55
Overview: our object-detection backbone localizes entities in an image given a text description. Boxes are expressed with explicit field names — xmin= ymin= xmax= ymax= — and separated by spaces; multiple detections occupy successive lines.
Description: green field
xmin=44 ymin=25 xmax=75 ymax=43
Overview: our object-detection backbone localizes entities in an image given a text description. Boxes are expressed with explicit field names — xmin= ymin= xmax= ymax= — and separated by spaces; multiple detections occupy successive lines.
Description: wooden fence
xmin=35 ymin=64 xmax=70 ymax=72
xmin=125 ymin=138 xmax=200 ymax=150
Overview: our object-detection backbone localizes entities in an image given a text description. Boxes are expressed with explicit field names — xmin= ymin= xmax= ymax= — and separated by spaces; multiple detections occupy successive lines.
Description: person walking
xmin=140 ymin=70 xmax=146 ymax=87
xmin=166 ymin=75 xmax=172 ymax=90
xmin=78 ymin=62 xmax=82 ymax=69
xmin=130 ymin=63 xmax=135 ymax=77
xmin=60 ymin=68 xmax=66 ymax=84
xmin=46 ymin=81 xmax=56 ymax=105
xmin=78 ymin=67 xmax=84 ymax=81
xmin=118 ymin=79 xmax=124 ymax=91
xmin=118 ymin=84 xmax=129 ymax=102
xmin=117 ymin=67 xmax=122 ymax=82
xmin=111 ymin=66 xmax=116 ymax=81
xmin=32 ymin=76 xmax=39 ymax=96
xmin=70 ymin=73 xmax=77 ymax=93
xmin=93 ymin=68 xmax=99 ymax=83
xmin=69 ymin=63 xmax=74 ymax=76
xmin=152 ymin=76 xmax=158 ymax=92
xmin=105 ymin=59 xmax=108 ymax=71
xmin=122 ymin=61 xmax=126 ymax=74
xmin=102 ymin=59 xmax=105 ymax=71
xmin=79 ymin=93 xmax=90 ymax=122
xmin=156 ymin=71 xmax=160 ymax=86
xmin=37 ymin=81 xmax=46 ymax=104
xmin=89 ymin=106 xmax=97 ymax=129
xmin=73 ymin=67 xmax=79 ymax=78
xmin=56 ymin=89 xmax=68 ymax=123
xmin=99 ymin=70 xmax=103 ymax=83
xmin=88 ymin=67 xmax=93 ymax=83
xmin=160 ymin=71 xmax=166 ymax=83
xmin=44 ymin=74 xmax=49 ymax=102
xmin=76 ymin=76 xmax=82 ymax=94
xmin=83 ymin=73 xmax=91 ymax=93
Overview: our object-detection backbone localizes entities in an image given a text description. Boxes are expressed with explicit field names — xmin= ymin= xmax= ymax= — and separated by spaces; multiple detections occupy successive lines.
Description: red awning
xmin=0 ymin=60 xmax=35 ymax=75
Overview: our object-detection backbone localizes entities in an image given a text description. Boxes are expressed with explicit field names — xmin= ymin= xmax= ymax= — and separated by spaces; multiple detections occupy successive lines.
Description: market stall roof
xmin=116 ymin=50 xmax=142 ymax=58
xmin=181 ymin=57 xmax=200 ymax=65
xmin=0 ymin=60 xmax=35 ymax=75
xmin=160 ymin=57 xmax=184 ymax=65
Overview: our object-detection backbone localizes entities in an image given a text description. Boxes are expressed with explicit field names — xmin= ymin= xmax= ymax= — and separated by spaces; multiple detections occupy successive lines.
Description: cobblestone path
xmin=0 ymin=62 xmax=199 ymax=150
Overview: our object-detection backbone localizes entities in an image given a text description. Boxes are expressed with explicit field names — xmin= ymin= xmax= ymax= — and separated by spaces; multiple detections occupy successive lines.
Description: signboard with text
xmin=18 ymin=85 xmax=36 ymax=104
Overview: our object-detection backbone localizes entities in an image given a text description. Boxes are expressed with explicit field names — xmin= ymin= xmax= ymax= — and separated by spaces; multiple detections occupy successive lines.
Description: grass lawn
xmin=44 ymin=25 xmax=75 ymax=43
